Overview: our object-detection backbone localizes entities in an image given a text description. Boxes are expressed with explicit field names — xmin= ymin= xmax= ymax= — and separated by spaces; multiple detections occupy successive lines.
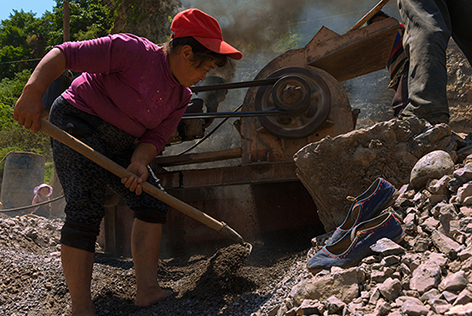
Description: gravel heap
xmin=0 ymin=211 xmax=311 ymax=316
xmin=253 ymin=146 xmax=472 ymax=316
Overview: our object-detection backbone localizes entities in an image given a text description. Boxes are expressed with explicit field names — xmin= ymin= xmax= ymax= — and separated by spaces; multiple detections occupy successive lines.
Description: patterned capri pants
xmin=49 ymin=96 xmax=168 ymax=253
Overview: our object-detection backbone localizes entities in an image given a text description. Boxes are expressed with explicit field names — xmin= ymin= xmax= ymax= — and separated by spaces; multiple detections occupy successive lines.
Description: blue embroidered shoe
xmin=325 ymin=178 xmax=398 ymax=247
xmin=307 ymin=212 xmax=404 ymax=274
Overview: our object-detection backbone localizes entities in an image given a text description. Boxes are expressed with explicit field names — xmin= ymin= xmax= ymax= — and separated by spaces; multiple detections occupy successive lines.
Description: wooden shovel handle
xmin=347 ymin=0 xmax=390 ymax=33
xmin=40 ymin=118 xmax=244 ymax=243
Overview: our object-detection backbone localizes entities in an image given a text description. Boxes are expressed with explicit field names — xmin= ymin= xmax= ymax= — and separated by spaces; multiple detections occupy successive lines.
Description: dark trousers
xmin=49 ymin=97 xmax=168 ymax=252
xmin=391 ymin=66 xmax=409 ymax=117
xmin=397 ymin=0 xmax=472 ymax=124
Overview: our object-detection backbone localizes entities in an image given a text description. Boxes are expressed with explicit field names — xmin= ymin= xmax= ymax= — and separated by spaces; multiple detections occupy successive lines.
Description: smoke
xmin=182 ymin=0 xmax=402 ymax=91
xmin=181 ymin=0 xmax=401 ymax=54
xmin=186 ymin=0 xmax=319 ymax=53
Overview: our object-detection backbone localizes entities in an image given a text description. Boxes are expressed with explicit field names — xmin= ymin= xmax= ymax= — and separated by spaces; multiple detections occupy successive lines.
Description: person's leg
xmin=391 ymin=65 xmax=409 ymax=117
xmin=397 ymin=0 xmax=451 ymax=124
xmin=132 ymin=219 xmax=172 ymax=306
xmin=61 ymin=245 xmax=96 ymax=316
xmin=49 ymin=97 xmax=108 ymax=315
xmin=102 ymin=122 xmax=171 ymax=306
xmin=110 ymin=171 xmax=171 ymax=306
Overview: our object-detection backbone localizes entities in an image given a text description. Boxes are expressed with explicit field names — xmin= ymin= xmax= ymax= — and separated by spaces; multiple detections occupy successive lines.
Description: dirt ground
xmin=0 ymin=212 xmax=314 ymax=315
xmin=91 ymin=242 xmax=308 ymax=316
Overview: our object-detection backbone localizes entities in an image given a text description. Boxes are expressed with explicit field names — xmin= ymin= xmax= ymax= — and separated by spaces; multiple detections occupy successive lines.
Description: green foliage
xmin=0 ymin=1 xmax=114 ymax=80
xmin=76 ymin=22 xmax=107 ymax=41
xmin=128 ymin=0 xmax=146 ymax=24
xmin=44 ymin=161 xmax=55 ymax=185
xmin=0 ymin=69 xmax=31 ymax=105
xmin=0 ymin=69 xmax=32 ymax=130
xmin=0 ymin=124 xmax=53 ymax=188
xmin=0 ymin=11 xmax=38 ymax=79
xmin=0 ymin=71 xmax=51 ymax=162
xmin=47 ymin=0 xmax=114 ymax=45
xmin=0 ymin=46 xmax=34 ymax=79
xmin=0 ymin=125 xmax=52 ymax=161
xmin=0 ymin=104 xmax=14 ymax=129
xmin=0 ymin=10 xmax=38 ymax=45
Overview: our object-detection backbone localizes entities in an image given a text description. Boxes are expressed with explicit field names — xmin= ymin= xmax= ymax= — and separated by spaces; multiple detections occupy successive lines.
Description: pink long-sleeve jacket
xmin=57 ymin=33 xmax=192 ymax=154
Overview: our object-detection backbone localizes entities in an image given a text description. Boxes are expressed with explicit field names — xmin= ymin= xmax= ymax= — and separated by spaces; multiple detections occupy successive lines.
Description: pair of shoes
xmin=325 ymin=178 xmax=398 ymax=247
xmin=306 ymin=212 xmax=404 ymax=274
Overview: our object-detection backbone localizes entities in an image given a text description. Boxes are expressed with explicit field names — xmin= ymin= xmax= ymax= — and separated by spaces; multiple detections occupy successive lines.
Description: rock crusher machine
xmin=99 ymin=16 xmax=400 ymax=257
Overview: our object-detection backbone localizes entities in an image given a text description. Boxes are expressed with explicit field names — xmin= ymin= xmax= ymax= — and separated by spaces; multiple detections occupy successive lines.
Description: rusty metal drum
xmin=1 ymin=152 xmax=45 ymax=215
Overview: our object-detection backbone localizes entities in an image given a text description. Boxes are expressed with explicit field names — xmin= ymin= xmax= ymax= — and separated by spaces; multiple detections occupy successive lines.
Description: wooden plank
xmin=155 ymin=161 xmax=299 ymax=190
xmin=152 ymin=147 xmax=242 ymax=167
xmin=306 ymin=26 xmax=340 ymax=46
xmin=306 ymin=17 xmax=399 ymax=82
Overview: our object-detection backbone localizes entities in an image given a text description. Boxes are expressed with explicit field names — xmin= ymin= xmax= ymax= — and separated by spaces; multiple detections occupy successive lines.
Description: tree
xmin=45 ymin=0 xmax=113 ymax=45
xmin=0 ymin=68 xmax=31 ymax=105
xmin=0 ymin=1 xmax=114 ymax=80
xmin=0 ymin=11 xmax=39 ymax=79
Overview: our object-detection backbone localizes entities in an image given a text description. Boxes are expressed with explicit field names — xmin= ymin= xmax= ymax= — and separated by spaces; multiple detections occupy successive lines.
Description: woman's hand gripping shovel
xmin=40 ymin=118 xmax=251 ymax=254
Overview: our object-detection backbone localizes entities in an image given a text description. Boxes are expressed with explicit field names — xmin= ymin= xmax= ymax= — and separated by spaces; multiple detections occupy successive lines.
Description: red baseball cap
xmin=171 ymin=8 xmax=243 ymax=60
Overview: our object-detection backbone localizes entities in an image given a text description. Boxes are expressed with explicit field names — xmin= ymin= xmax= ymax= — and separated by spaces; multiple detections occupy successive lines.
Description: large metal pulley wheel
xmin=255 ymin=67 xmax=331 ymax=139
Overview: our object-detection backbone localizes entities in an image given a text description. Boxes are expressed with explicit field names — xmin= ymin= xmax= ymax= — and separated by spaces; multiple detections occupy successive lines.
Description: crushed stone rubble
xmin=2 ymin=128 xmax=472 ymax=316
xmin=3 ymin=124 xmax=472 ymax=316
xmin=252 ymin=135 xmax=472 ymax=316
xmin=0 ymin=215 xmax=68 ymax=315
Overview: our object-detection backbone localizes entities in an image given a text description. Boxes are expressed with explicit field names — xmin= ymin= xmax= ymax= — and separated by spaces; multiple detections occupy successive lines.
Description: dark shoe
xmin=307 ymin=212 xmax=404 ymax=274
xmin=325 ymin=178 xmax=398 ymax=247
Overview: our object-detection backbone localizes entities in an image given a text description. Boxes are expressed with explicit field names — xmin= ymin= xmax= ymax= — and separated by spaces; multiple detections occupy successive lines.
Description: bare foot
xmin=135 ymin=286 xmax=173 ymax=307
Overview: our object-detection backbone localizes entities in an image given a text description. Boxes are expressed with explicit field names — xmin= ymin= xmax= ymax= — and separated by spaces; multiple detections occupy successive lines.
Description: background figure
xmin=367 ymin=11 xmax=409 ymax=118
xmin=42 ymin=70 xmax=74 ymax=119
xmin=397 ymin=0 xmax=472 ymax=125
xmin=31 ymin=183 xmax=53 ymax=218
